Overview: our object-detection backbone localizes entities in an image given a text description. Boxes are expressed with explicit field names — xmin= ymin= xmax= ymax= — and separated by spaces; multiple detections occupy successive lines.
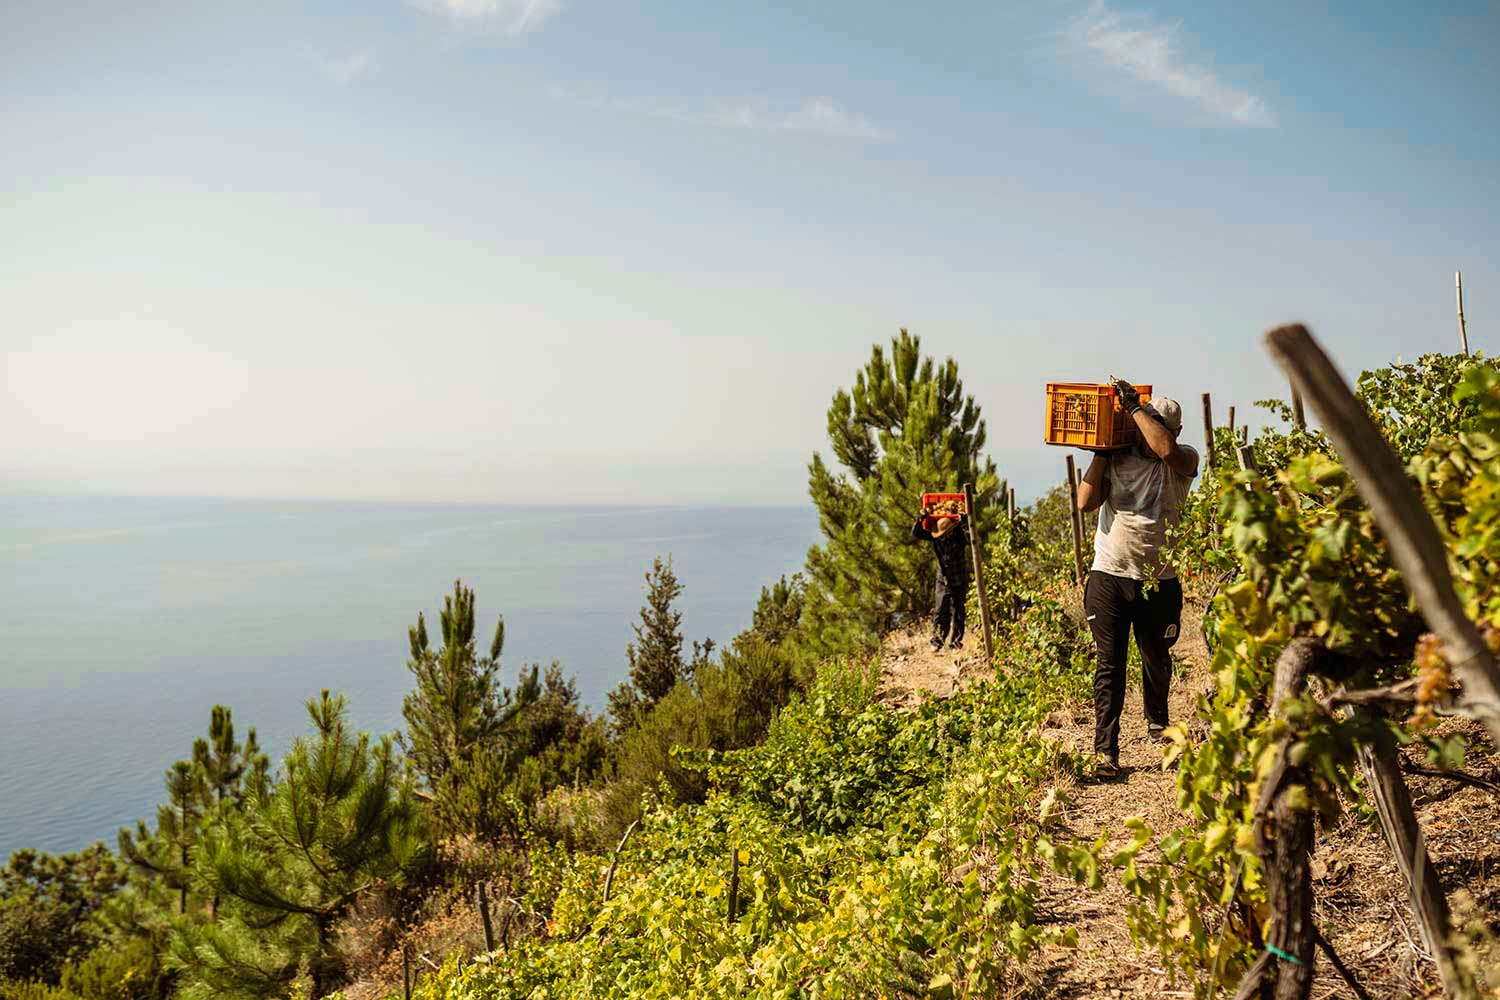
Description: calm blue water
xmin=0 ymin=496 xmax=817 ymax=859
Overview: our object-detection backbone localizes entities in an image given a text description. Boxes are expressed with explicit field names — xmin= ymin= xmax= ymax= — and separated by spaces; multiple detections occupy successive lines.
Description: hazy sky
xmin=3 ymin=0 xmax=1496 ymax=504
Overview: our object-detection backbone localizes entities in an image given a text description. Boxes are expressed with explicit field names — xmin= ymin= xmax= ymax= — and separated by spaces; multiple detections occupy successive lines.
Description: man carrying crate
xmin=1076 ymin=381 xmax=1199 ymax=776
xmin=912 ymin=504 xmax=970 ymax=651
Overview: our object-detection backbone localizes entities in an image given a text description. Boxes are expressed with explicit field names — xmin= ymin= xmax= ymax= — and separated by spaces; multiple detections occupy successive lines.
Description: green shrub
xmin=0 ymin=980 xmax=85 ymax=1000
xmin=598 ymin=640 xmax=808 ymax=841
xmin=57 ymin=937 xmax=161 ymax=1000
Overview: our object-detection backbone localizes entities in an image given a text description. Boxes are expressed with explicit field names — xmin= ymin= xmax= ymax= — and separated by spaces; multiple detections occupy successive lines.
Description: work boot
xmin=930 ymin=636 xmax=944 ymax=652
xmin=1093 ymin=753 xmax=1120 ymax=778
xmin=1147 ymin=724 xmax=1169 ymax=744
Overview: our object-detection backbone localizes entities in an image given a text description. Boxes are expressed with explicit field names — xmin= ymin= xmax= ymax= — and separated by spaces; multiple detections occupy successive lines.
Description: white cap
xmin=1151 ymin=397 xmax=1183 ymax=434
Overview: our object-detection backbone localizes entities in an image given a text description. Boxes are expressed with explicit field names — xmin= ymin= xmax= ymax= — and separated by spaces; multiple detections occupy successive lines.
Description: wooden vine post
xmin=727 ymin=846 xmax=741 ymax=923
xmin=1263 ymin=324 xmax=1484 ymax=999
xmin=1065 ymin=455 xmax=1085 ymax=586
xmin=602 ymin=820 xmax=639 ymax=904
xmin=962 ymin=482 xmax=996 ymax=661
xmin=1235 ymin=639 xmax=1322 ymax=1000
xmin=1290 ymin=385 xmax=1306 ymax=432
xmin=1007 ymin=486 xmax=1017 ymax=523
xmin=1201 ymin=392 xmax=1216 ymax=477
xmin=1265 ymin=323 xmax=1500 ymax=747
xmin=1355 ymin=724 xmax=1472 ymax=997
xmin=1228 ymin=404 xmax=1237 ymax=442
xmin=479 ymin=881 xmax=496 ymax=952
xmin=499 ymin=897 xmax=514 ymax=951
xmin=403 ymin=945 xmax=412 ymax=1000
xmin=1457 ymin=271 xmax=1469 ymax=355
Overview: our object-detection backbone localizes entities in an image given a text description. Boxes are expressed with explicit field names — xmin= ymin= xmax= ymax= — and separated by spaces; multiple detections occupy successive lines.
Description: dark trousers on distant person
xmin=934 ymin=572 xmax=968 ymax=647
xmin=1084 ymin=570 xmax=1182 ymax=759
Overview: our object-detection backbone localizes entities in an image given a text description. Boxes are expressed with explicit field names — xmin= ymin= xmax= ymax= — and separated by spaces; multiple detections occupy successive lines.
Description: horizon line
xmin=0 ymin=489 xmax=815 ymax=511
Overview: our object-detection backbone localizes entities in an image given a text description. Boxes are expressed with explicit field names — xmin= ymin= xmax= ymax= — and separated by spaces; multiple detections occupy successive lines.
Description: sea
xmin=0 ymin=495 xmax=818 ymax=860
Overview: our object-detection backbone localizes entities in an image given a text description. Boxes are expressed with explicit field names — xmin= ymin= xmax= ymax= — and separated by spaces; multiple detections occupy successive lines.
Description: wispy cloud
xmin=781 ymin=98 xmax=889 ymax=139
xmin=407 ymin=0 xmax=561 ymax=36
xmin=315 ymin=45 xmax=380 ymax=87
xmin=549 ymin=89 xmax=893 ymax=141
xmin=1068 ymin=0 xmax=1276 ymax=126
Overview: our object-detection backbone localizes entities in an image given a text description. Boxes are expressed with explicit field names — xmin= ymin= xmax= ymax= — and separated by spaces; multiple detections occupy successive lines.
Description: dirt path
xmin=876 ymin=605 xmax=1213 ymax=997
xmin=874 ymin=627 xmax=994 ymax=709
xmin=875 ymin=604 xmax=1500 ymax=999
xmin=1020 ymin=624 xmax=1210 ymax=999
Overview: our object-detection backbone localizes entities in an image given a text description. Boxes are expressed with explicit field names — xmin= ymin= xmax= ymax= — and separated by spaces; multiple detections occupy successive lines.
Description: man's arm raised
xmin=1112 ymin=377 xmax=1197 ymax=478
xmin=1131 ymin=409 xmax=1198 ymax=477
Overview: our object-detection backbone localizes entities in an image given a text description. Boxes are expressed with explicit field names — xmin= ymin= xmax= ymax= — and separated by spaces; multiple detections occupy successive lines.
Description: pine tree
xmin=431 ymin=660 xmax=607 ymax=844
xmin=172 ymin=691 xmax=427 ymax=1000
xmin=399 ymin=579 xmax=516 ymax=789
xmin=608 ymin=557 xmax=709 ymax=732
xmin=802 ymin=330 xmax=1001 ymax=653
xmin=191 ymin=706 xmax=265 ymax=921
xmin=191 ymin=706 xmax=263 ymax=808
xmin=741 ymin=574 xmax=807 ymax=647
xmin=627 ymin=557 xmax=685 ymax=703
xmin=117 ymin=762 xmax=205 ymax=917
xmin=118 ymin=707 xmax=263 ymax=922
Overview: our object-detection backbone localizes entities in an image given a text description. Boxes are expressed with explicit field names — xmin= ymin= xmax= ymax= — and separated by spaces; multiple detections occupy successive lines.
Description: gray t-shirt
xmin=1091 ymin=443 xmax=1200 ymax=581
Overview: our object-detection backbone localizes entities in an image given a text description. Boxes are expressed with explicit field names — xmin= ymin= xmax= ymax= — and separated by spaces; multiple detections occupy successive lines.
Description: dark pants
xmin=1085 ymin=570 xmax=1182 ymax=758
xmin=934 ymin=573 xmax=968 ymax=645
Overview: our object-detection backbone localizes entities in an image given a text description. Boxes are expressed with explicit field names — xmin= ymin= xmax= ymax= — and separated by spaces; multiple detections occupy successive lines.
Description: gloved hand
xmin=1110 ymin=376 xmax=1142 ymax=414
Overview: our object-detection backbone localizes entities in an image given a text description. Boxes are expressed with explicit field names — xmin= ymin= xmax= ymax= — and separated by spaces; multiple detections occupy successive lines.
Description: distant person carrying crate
xmin=912 ymin=501 xmax=970 ymax=651
xmin=1076 ymin=380 xmax=1199 ymax=776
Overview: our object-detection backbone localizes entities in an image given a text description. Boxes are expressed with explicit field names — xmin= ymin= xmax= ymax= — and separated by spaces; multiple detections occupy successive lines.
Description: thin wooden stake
xmin=1201 ymin=392 xmax=1216 ymax=478
xmin=962 ymin=482 xmax=995 ymax=661
xmin=1065 ymin=455 xmax=1084 ymax=586
xmin=499 ymin=896 xmax=514 ymax=951
xmin=1241 ymin=424 xmax=1249 ymax=445
xmin=1457 ymin=271 xmax=1470 ymax=356
xmin=1007 ymin=486 xmax=1017 ymax=522
xmin=403 ymin=945 xmax=411 ymax=1000
xmin=1357 ymin=727 xmax=1474 ymax=997
xmin=478 ymin=881 xmax=495 ymax=953
xmin=1265 ymin=323 xmax=1500 ymax=746
xmin=727 ymin=846 xmax=741 ymax=923
xmin=602 ymin=820 xmax=639 ymax=904
xmin=1228 ymin=404 xmax=1237 ymax=442
xmin=1290 ymin=384 xmax=1306 ymax=431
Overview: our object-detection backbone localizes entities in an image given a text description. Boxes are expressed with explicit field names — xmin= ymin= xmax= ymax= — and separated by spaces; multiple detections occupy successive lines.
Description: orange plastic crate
xmin=1044 ymin=382 xmax=1152 ymax=451
xmin=919 ymin=492 xmax=966 ymax=531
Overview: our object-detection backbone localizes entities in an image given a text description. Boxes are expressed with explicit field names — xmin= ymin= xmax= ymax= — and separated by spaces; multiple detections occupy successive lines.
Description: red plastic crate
xmin=1044 ymin=382 xmax=1152 ymax=451
xmin=919 ymin=492 xmax=966 ymax=531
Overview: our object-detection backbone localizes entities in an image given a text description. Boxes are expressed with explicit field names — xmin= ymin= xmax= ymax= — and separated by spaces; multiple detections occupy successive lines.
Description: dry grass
xmin=875 ymin=625 xmax=994 ymax=709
